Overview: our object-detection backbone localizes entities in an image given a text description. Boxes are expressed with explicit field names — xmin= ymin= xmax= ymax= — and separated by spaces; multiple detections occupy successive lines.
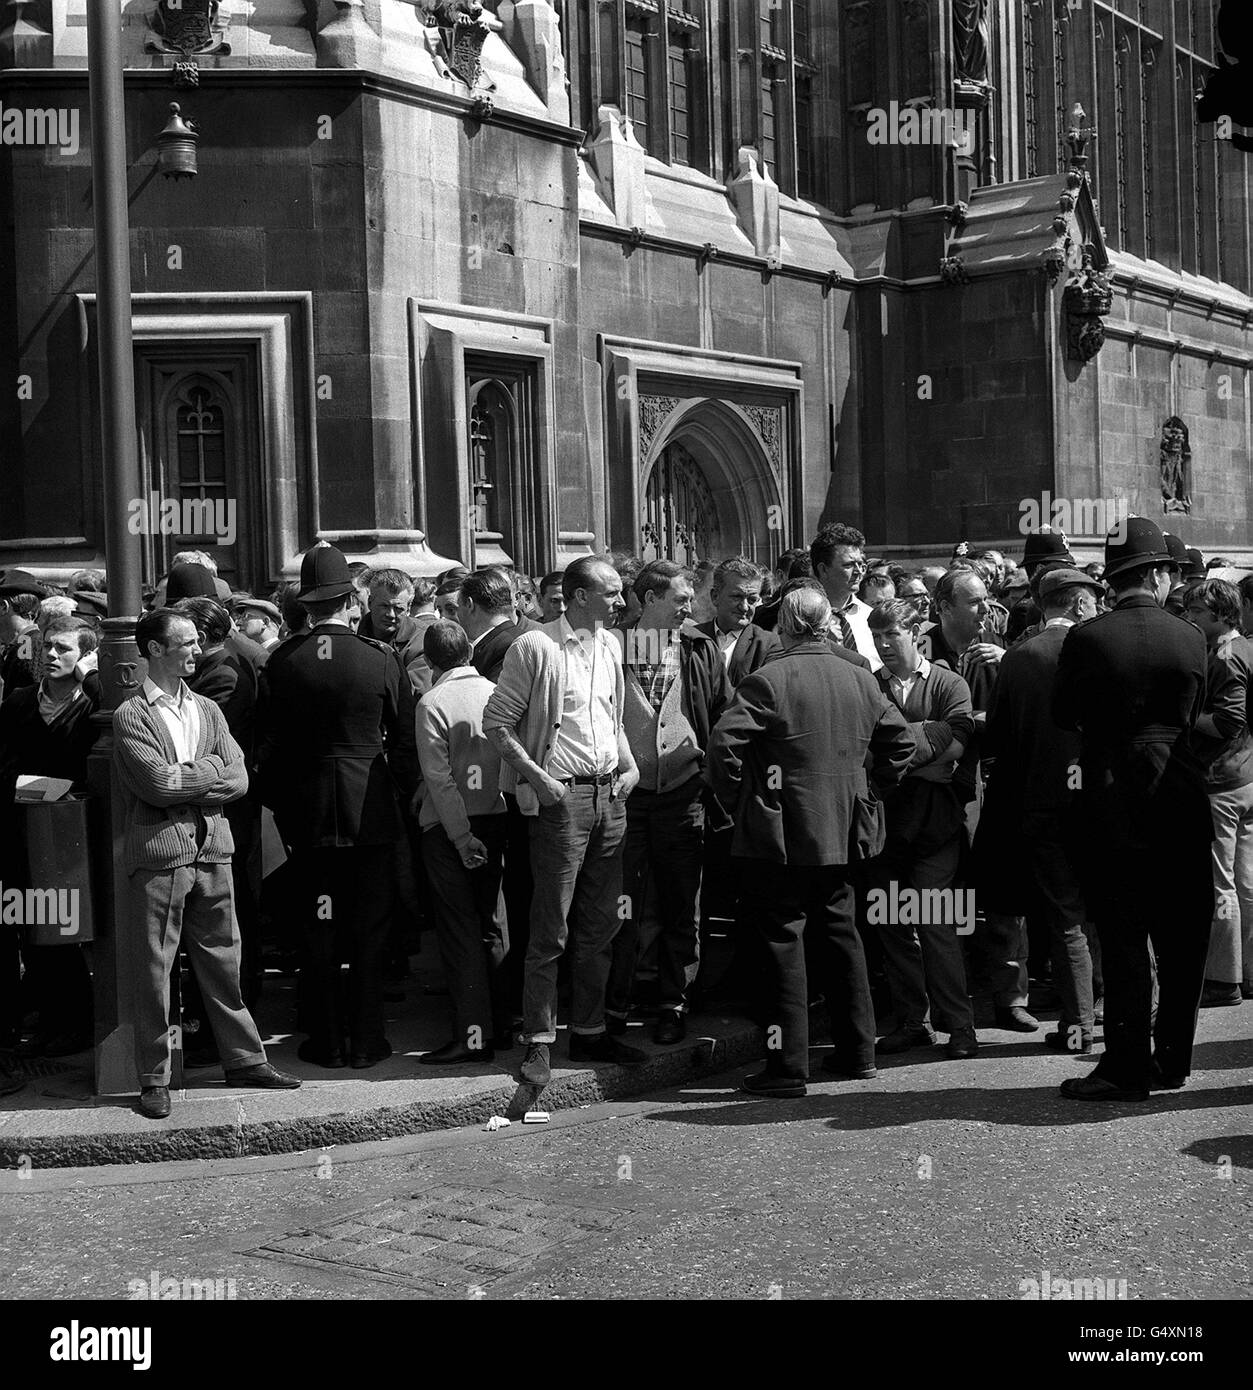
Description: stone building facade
xmin=1 ymin=0 xmax=1251 ymax=591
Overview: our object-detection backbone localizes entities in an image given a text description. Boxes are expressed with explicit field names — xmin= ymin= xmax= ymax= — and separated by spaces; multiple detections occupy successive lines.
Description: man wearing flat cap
xmin=1053 ymin=517 xmax=1213 ymax=1101
xmin=232 ymin=597 xmax=282 ymax=652
xmin=255 ymin=543 xmax=420 ymax=1069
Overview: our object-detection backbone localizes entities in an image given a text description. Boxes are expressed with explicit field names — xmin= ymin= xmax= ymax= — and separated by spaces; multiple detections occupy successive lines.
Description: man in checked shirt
xmin=607 ymin=560 xmax=731 ymax=1044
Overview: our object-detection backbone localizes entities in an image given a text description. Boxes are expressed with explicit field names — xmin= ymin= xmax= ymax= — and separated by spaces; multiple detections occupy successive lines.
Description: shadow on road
xmin=645 ymin=1082 xmax=1253 ymax=1130
xmin=1180 ymin=1134 xmax=1253 ymax=1170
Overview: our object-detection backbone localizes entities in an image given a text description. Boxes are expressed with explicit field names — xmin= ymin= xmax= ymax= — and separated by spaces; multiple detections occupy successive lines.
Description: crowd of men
xmin=0 ymin=514 xmax=1248 ymax=1113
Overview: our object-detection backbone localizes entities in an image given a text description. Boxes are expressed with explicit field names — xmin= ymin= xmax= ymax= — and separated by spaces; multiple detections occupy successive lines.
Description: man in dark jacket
xmin=0 ymin=618 xmax=100 ymax=1057
xmin=980 ymin=568 xmax=1102 ymax=1052
xmin=358 ymin=567 xmax=429 ymax=693
xmin=693 ymin=557 xmax=781 ymax=687
xmin=608 ymin=561 xmax=732 ymax=1043
xmin=255 ymin=544 xmax=420 ymax=1069
xmin=706 ymin=587 xmax=913 ymax=1098
xmin=1053 ymin=517 xmax=1213 ymax=1101
xmin=459 ymin=569 xmax=541 ymax=684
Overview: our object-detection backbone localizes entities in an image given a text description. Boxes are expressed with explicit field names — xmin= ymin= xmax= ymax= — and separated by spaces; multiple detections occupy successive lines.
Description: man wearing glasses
xmin=811 ymin=523 xmax=883 ymax=671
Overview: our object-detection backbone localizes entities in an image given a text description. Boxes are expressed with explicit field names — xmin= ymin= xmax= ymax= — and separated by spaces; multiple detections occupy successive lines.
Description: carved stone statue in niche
xmin=1160 ymin=416 xmax=1193 ymax=516
xmin=952 ymin=0 xmax=990 ymax=84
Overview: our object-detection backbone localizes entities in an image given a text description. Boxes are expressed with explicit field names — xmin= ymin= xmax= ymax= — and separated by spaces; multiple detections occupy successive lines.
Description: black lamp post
xmin=85 ymin=0 xmax=145 ymax=1097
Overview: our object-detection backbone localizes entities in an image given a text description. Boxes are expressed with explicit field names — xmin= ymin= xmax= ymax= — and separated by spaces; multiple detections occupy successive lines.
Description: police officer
xmin=255 ymin=543 xmax=419 ymax=1069
xmin=1053 ymin=517 xmax=1213 ymax=1101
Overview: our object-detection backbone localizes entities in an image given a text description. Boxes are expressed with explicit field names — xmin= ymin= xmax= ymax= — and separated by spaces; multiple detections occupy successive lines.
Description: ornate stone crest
xmin=422 ymin=0 xmax=502 ymax=91
xmin=145 ymin=1 xmax=230 ymax=56
xmin=145 ymin=0 xmax=230 ymax=86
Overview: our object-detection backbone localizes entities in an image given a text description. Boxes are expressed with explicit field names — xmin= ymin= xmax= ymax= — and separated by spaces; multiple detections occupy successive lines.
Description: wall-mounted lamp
xmin=157 ymin=102 xmax=198 ymax=180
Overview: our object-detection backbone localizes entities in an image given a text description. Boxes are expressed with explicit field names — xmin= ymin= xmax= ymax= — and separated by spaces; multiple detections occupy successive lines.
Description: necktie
xmin=836 ymin=609 xmax=857 ymax=652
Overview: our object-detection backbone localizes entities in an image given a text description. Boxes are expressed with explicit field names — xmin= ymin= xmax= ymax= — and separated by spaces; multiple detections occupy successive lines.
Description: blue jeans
xmin=524 ymin=783 xmax=627 ymax=1044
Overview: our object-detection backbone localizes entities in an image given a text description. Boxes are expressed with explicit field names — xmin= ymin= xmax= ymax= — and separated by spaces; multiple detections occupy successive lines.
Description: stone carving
xmin=952 ymin=0 xmax=990 ymax=85
xmin=744 ymin=406 xmax=783 ymax=473
xmin=1160 ymin=416 xmax=1192 ymax=516
xmin=145 ymin=1 xmax=231 ymax=58
xmin=421 ymin=0 xmax=502 ymax=89
xmin=639 ymin=395 xmax=682 ymax=459
xmin=939 ymin=254 xmax=969 ymax=285
xmin=1063 ymin=247 xmax=1113 ymax=361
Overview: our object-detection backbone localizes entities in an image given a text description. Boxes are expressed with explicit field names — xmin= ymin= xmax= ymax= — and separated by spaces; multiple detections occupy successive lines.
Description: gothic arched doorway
xmin=639 ymin=398 xmax=784 ymax=567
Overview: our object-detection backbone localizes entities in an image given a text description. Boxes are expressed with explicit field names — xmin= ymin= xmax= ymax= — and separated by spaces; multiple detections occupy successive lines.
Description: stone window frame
xmin=410 ymin=300 xmax=559 ymax=575
xmin=75 ymin=291 xmax=318 ymax=585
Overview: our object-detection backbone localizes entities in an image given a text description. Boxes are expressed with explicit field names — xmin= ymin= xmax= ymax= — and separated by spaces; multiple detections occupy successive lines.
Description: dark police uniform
xmin=255 ymin=550 xmax=419 ymax=1067
xmin=1052 ymin=586 xmax=1213 ymax=1094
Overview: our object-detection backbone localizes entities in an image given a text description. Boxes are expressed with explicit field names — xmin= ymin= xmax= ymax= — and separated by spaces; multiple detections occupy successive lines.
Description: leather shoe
xmin=418 ymin=1040 xmax=495 ymax=1066
xmin=519 ymin=1042 xmax=550 ymax=1087
xmin=875 ymin=1025 xmax=936 ymax=1055
xmin=1060 ymin=1074 xmax=1148 ymax=1103
xmin=654 ymin=1010 xmax=686 ymax=1046
xmin=1045 ymin=1028 xmax=1094 ymax=1054
xmin=225 ymin=1061 xmax=301 ymax=1089
xmin=1200 ymin=981 xmax=1242 ymax=1008
xmin=1150 ymin=1060 xmax=1187 ymax=1091
xmin=946 ymin=1027 xmax=979 ymax=1059
xmin=139 ymin=1085 xmax=171 ymax=1119
xmin=350 ymin=1042 xmax=392 ymax=1070
xmin=604 ymin=1014 xmax=629 ymax=1037
xmin=994 ymin=1006 xmax=1039 ymax=1032
xmin=741 ymin=1070 xmax=806 ymax=1099
xmin=297 ymin=1040 xmax=345 ymax=1069
xmin=568 ymin=1033 xmax=647 ymax=1066
xmin=821 ymin=1057 xmax=876 ymax=1080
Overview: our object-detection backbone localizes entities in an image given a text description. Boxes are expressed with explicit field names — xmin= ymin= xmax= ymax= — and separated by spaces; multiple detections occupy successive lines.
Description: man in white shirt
xmin=811 ymin=522 xmax=884 ymax=671
xmin=485 ymin=557 xmax=643 ymax=1088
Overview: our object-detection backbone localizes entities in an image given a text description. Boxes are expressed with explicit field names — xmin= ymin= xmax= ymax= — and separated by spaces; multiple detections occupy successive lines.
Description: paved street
xmin=2 ymin=1007 xmax=1248 ymax=1302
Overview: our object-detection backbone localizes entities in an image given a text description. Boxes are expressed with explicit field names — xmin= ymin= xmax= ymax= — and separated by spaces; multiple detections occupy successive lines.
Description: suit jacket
xmin=1053 ymin=592 xmax=1210 ymax=861
xmin=704 ymin=640 xmax=913 ymax=866
xmin=228 ymin=628 xmax=269 ymax=672
xmin=694 ymin=620 xmax=781 ymax=687
xmin=255 ymin=623 xmax=419 ymax=848
xmin=189 ymin=645 xmax=257 ymax=760
xmin=472 ymin=616 xmax=541 ymax=684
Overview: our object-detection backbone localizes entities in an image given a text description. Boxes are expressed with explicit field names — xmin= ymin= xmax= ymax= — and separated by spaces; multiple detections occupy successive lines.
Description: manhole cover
xmin=249 ymin=1184 xmax=625 ymax=1293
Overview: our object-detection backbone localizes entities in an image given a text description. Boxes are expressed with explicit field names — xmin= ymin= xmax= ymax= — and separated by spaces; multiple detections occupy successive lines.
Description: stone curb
xmin=0 ymin=1022 xmax=772 ymax=1170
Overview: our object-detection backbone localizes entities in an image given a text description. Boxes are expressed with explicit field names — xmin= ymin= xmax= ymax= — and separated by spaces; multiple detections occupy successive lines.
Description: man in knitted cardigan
xmin=113 ymin=609 xmax=299 ymax=1119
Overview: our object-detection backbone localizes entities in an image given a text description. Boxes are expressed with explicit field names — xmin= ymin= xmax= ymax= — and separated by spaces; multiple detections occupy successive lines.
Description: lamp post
xmin=85 ymin=0 xmax=145 ymax=1096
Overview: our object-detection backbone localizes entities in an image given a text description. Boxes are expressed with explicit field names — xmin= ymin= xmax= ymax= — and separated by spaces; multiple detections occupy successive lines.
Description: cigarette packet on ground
xmin=523 ymin=1111 xmax=550 ymax=1124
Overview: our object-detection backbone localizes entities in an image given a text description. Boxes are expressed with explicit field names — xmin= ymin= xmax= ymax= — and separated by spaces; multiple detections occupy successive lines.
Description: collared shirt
xmin=829 ymin=595 xmax=883 ymax=671
xmin=713 ymin=624 xmax=741 ymax=671
xmin=887 ymin=655 xmax=931 ymax=708
xmin=626 ymin=626 xmax=681 ymax=713
xmin=1044 ymin=616 xmax=1077 ymax=629
xmin=143 ymin=676 xmax=200 ymax=764
xmin=549 ymin=616 xmax=618 ymax=778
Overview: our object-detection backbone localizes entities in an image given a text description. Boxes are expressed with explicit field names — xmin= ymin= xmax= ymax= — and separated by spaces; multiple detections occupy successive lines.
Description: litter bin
xmin=19 ymin=795 xmax=94 ymax=945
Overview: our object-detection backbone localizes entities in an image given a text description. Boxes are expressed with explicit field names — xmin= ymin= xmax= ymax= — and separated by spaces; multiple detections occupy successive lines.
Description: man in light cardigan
xmin=113 ymin=609 xmax=299 ymax=1120
xmin=484 ymin=556 xmax=644 ymax=1088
